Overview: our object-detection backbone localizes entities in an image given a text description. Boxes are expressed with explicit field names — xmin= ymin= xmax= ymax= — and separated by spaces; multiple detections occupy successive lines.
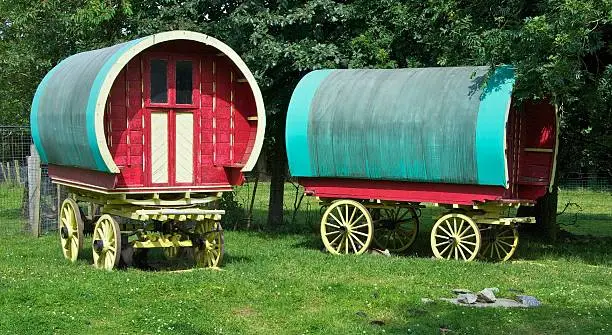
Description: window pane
xmin=176 ymin=60 xmax=193 ymax=104
xmin=150 ymin=59 xmax=168 ymax=103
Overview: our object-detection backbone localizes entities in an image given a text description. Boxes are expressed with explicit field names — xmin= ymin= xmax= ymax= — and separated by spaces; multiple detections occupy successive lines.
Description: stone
xmin=441 ymin=298 xmax=529 ymax=308
xmin=421 ymin=298 xmax=434 ymax=304
xmin=371 ymin=249 xmax=391 ymax=256
xmin=452 ymin=288 xmax=472 ymax=294
xmin=476 ymin=288 xmax=497 ymax=303
xmin=457 ymin=293 xmax=478 ymax=304
xmin=515 ymin=295 xmax=541 ymax=307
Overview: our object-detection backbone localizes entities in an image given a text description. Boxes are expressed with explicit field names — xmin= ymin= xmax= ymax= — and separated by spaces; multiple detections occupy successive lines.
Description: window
xmin=176 ymin=60 xmax=193 ymax=104
xmin=150 ymin=59 xmax=168 ymax=103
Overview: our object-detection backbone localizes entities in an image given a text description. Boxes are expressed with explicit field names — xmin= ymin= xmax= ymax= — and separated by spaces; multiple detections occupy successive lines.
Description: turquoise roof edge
xmin=85 ymin=38 xmax=144 ymax=172
xmin=286 ymin=69 xmax=334 ymax=176
xmin=475 ymin=65 xmax=516 ymax=187
xmin=30 ymin=61 xmax=64 ymax=163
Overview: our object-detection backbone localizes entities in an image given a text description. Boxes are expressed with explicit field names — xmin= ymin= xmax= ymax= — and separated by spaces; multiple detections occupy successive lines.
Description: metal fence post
xmin=27 ymin=144 xmax=41 ymax=237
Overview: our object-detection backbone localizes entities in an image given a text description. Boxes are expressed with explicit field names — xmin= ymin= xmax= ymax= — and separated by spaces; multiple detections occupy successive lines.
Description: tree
xmin=1 ymin=0 xmax=610 ymax=238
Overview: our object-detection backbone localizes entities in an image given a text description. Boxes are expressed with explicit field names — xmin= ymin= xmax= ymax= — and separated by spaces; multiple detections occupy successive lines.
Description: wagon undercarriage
xmin=319 ymin=199 xmax=535 ymax=262
xmin=58 ymin=187 xmax=225 ymax=270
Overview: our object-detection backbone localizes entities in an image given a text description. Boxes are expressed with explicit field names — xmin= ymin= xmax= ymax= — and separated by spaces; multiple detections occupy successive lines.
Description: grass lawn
xmin=0 ymin=184 xmax=611 ymax=334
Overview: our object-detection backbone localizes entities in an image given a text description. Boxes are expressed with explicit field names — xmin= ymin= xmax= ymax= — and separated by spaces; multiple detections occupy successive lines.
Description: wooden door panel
xmin=150 ymin=112 xmax=169 ymax=184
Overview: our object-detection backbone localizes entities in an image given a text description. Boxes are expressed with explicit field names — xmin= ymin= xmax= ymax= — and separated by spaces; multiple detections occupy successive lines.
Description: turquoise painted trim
xmin=85 ymin=38 xmax=144 ymax=172
xmin=286 ymin=69 xmax=334 ymax=176
xmin=30 ymin=62 xmax=65 ymax=163
xmin=475 ymin=66 xmax=516 ymax=186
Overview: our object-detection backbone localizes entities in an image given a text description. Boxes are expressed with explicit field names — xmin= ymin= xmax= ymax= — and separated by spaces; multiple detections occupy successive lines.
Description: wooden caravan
xmin=31 ymin=31 xmax=265 ymax=270
xmin=286 ymin=66 xmax=558 ymax=261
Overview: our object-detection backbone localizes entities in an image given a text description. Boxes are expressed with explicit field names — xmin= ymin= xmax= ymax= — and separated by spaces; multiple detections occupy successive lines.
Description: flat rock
xmin=441 ymin=298 xmax=530 ymax=308
xmin=476 ymin=288 xmax=497 ymax=303
xmin=457 ymin=293 xmax=478 ymax=304
xmin=421 ymin=298 xmax=434 ymax=304
xmin=515 ymin=295 xmax=541 ymax=307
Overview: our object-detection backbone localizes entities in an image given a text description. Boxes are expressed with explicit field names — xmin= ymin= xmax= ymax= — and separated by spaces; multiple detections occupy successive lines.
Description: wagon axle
xmin=60 ymin=226 xmax=69 ymax=240
xmin=92 ymin=239 xmax=104 ymax=253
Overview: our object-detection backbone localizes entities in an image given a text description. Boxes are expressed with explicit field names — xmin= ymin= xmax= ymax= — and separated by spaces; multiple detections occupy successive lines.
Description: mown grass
xmin=0 ymin=184 xmax=611 ymax=334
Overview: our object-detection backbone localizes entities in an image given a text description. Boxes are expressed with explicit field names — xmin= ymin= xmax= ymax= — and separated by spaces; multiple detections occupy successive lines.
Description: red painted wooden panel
xmin=300 ymin=178 xmax=513 ymax=205
xmin=104 ymin=44 xmax=259 ymax=190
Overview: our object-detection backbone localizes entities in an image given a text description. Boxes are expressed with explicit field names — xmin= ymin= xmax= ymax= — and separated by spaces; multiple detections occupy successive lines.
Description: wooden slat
xmin=175 ymin=112 xmax=194 ymax=183
xmin=151 ymin=112 xmax=168 ymax=183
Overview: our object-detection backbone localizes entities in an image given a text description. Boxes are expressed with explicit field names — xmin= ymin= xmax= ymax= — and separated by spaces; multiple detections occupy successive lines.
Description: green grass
xmin=0 ymin=185 xmax=611 ymax=334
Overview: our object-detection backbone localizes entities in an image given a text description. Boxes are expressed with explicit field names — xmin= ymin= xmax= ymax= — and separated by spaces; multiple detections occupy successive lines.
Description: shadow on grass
xmin=228 ymin=207 xmax=612 ymax=267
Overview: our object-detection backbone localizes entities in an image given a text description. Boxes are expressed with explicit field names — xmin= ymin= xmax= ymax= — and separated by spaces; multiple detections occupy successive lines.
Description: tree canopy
xmin=1 ymin=0 xmax=610 ymax=228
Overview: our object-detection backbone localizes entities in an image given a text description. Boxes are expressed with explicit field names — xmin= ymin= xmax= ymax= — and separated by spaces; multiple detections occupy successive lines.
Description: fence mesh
xmin=0 ymin=126 xmax=59 ymax=236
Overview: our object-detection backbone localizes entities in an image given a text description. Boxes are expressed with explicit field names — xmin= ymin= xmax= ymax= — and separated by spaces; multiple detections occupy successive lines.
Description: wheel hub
xmin=93 ymin=239 xmax=104 ymax=253
xmin=60 ymin=226 xmax=69 ymax=239
xmin=193 ymin=237 xmax=205 ymax=248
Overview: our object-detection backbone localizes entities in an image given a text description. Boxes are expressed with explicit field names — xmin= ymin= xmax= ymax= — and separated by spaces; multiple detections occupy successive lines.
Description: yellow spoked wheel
xmin=163 ymin=247 xmax=181 ymax=259
xmin=59 ymin=198 xmax=84 ymax=262
xmin=92 ymin=214 xmax=122 ymax=271
xmin=320 ymin=200 xmax=373 ymax=255
xmin=479 ymin=225 xmax=519 ymax=261
xmin=373 ymin=207 xmax=419 ymax=252
xmin=431 ymin=213 xmax=481 ymax=261
xmin=193 ymin=220 xmax=224 ymax=268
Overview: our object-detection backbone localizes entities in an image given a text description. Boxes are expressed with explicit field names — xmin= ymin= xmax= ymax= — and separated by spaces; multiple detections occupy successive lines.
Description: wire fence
xmin=0 ymin=126 xmax=59 ymax=236
xmin=0 ymin=125 xmax=610 ymax=237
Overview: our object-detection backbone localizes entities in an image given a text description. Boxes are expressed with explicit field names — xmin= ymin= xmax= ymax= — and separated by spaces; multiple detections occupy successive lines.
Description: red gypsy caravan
xmin=30 ymin=31 xmax=265 ymax=270
xmin=286 ymin=66 xmax=558 ymax=261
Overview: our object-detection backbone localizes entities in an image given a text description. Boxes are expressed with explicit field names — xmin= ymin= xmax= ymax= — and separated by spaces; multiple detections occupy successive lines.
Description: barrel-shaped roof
xmin=286 ymin=66 xmax=515 ymax=187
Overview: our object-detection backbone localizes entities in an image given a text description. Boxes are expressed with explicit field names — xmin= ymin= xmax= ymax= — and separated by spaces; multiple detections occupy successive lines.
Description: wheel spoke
xmin=329 ymin=233 xmax=343 ymax=246
xmin=325 ymin=221 xmax=340 ymax=229
xmin=351 ymin=223 xmax=369 ymax=230
xmin=461 ymin=233 xmax=477 ymax=240
xmin=494 ymin=242 xmax=502 ymax=259
xmin=349 ymin=213 xmax=365 ymax=227
xmin=335 ymin=239 xmax=344 ymax=253
xmin=348 ymin=234 xmax=358 ymax=253
xmin=347 ymin=206 xmax=357 ymax=226
xmin=458 ymin=242 xmax=475 ymax=257
xmin=328 ymin=213 xmax=343 ymax=226
xmin=336 ymin=206 xmax=346 ymax=225
xmin=435 ymin=234 xmax=450 ymax=240
xmin=437 ymin=225 xmax=453 ymax=238
xmin=352 ymin=230 xmax=369 ymax=237
xmin=325 ymin=230 xmax=341 ymax=236
xmin=498 ymin=240 xmax=515 ymax=248
xmin=457 ymin=243 xmax=467 ymax=260
xmin=438 ymin=243 xmax=452 ymax=257
xmin=461 ymin=240 xmax=478 ymax=246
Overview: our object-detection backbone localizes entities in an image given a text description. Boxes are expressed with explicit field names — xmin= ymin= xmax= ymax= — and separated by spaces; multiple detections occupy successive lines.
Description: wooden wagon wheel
xmin=320 ymin=200 xmax=373 ymax=255
xmin=193 ymin=220 xmax=224 ymax=268
xmin=479 ymin=225 xmax=519 ymax=261
xmin=92 ymin=214 xmax=122 ymax=271
xmin=163 ymin=247 xmax=181 ymax=259
xmin=372 ymin=206 xmax=419 ymax=252
xmin=58 ymin=198 xmax=84 ymax=262
xmin=431 ymin=213 xmax=481 ymax=261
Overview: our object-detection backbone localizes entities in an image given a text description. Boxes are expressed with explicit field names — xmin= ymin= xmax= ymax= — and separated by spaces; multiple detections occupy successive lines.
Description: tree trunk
xmin=267 ymin=166 xmax=285 ymax=228
xmin=266 ymin=114 xmax=287 ymax=229
xmin=517 ymin=186 xmax=559 ymax=241
xmin=534 ymin=186 xmax=559 ymax=241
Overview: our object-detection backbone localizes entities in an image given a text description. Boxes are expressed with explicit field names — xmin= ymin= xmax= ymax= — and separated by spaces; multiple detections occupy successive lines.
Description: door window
xmin=150 ymin=59 xmax=168 ymax=104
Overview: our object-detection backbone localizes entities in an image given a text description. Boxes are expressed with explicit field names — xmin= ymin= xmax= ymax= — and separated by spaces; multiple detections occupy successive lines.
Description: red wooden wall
xmin=104 ymin=41 xmax=258 ymax=190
